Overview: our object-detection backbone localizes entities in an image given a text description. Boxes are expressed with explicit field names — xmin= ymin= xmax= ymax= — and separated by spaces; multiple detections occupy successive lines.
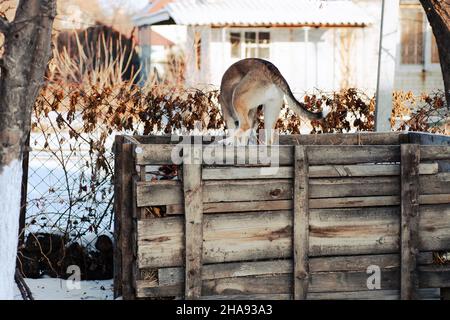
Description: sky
xmin=100 ymin=0 xmax=149 ymax=14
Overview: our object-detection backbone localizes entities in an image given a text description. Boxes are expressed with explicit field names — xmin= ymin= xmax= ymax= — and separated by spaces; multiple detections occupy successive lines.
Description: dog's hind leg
xmin=262 ymin=96 xmax=283 ymax=145
xmin=232 ymin=74 xmax=273 ymax=145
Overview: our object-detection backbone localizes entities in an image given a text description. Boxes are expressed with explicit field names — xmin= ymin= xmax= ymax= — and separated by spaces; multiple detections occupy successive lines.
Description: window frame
xmin=228 ymin=28 xmax=271 ymax=60
xmin=398 ymin=4 xmax=440 ymax=72
xmin=194 ymin=31 xmax=202 ymax=71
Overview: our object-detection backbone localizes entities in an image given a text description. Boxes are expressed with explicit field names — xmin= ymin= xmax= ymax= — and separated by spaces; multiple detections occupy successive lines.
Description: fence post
xmin=113 ymin=136 xmax=136 ymax=299
xmin=19 ymin=131 xmax=31 ymax=245
xmin=183 ymin=144 xmax=203 ymax=299
xmin=293 ymin=146 xmax=310 ymax=300
xmin=400 ymin=143 xmax=420 ymax=300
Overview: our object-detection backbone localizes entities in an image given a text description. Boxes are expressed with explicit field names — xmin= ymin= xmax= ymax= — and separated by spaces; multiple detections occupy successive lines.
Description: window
xmin=230 ymin=32 xmax=241 ymax=58
xmin=245 ymin=32 xmax=257 ymax=58
xmin=194 ymin=32 xmax=202 ymax=70
xmin=400 ymin=8 xmax=424 ymax=65
xmin=258 ymin=32 xmax=270 ymax=59
xmin=229 ymin=31 xmax=270 ymax=59
xmin=431 ymin=34 xmax=440 ymax=64
xmin=399 ymin=6 xmax=440 ymax=67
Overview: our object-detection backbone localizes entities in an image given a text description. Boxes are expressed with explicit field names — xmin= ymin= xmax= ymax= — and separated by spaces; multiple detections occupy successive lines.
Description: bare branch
xmin=0 ymin=15 xmax=9 ymax=34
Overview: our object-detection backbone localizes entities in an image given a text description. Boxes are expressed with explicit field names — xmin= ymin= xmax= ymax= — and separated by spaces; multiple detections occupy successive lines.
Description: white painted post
xmin=375 ymin=0 xmax=400 ymax=132
xmin=303 ymin=27 xmax=310 ymax=90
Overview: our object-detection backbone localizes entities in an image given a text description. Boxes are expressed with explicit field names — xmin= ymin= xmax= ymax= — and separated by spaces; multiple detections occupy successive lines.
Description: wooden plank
xmin=203 ymin=167 xmax=293 ymax=180
xmin=309 ymin=176 xmax=400 ymax=198
xmin=137 ymin=211 xmax=292 ymax=268
xmin=136 ymin=270 xmax=401 ymax=297
xmin=113 ymin=136 xmax=123 ymax=298
xmin=418 ymin=265 xmax=450 ymax=288
xmin=307 ymin=145 xmax=400 ymax=165
xmin=183 ymin=146 xmax=203 ymax=299
xmin=400 ymin=144 xmax=420 ymax=300
xmin=281 ymin=132 xmax=402 ymax=146
xmin=309 ymin=207 xmax=400 ymax=256
xmin=293 ymin=146 xmax=309 ymax=299
xmin=418 ymin=204 xmax=450 ymax=251
xmin=309 ymin=196 xmax=400 ymax=208
xmin=136 ymin=179 xmax=293 ymax=207
xmin=419 ymin=194 xmax=450 ymax=205
xmin=166 ymin=200 xmax=293 ymax=215
xmin=137 ymin=205 xmax=450 ymax=269
xmin=136 ymin=267 xmax=448 ymax=298
xmin=309 ymin=163 xmax=437 ymax=177
xmin=136 ymin=173 xmax=450 ymax=207
xmin=130 ymin=132 xmax=402 ymax=146
xmin=135 ymin=145 xmax=400 ymax=166
xmin=157 ymin=252 xmax=434 ymax=287
xmin=309 ymin=288 xmax=440 ymax=300
xmin=420 ymin=146 xmax=450 ymax=161
xmin=199 ymin=288 xmax=440 ymax=300
xmin=165 ymin=195 xmax=449 ymax=215
xmin=201 ymin=163 xmax=438 ymax=180
xmin=158 ymin=260 xmax=293 ymax=286
xmin=419 ymin=173 xmax=450 ymax=194
xmin=113 ymin=137 xmax=136 ymax=300
xmin=410 ymin=132 xmax=450 ymax=146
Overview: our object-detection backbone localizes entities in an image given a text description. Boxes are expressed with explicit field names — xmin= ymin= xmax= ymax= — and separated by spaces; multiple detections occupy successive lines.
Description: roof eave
xmin=207 ymin=22 xmax=369 ymax=28
xmin=133 ymin=10 xmax=173 ymax=27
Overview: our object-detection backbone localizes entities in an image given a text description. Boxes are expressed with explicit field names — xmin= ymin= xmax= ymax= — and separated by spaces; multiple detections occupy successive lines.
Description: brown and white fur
xmin=218 ymin=58 xmax=330 ymax=145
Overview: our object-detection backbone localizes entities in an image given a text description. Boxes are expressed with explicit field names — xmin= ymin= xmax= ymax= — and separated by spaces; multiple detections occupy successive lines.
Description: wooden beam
xmin=156 ymin=252 xmax=435 ymax=287
xmin=183 ymin=146 xmax=203 ymax=299
xmin=201 ymin=163 xmax=438 ymax=180
xmin=400 ymin=144 xmax=420 ymax=300
xmin=126 ymin=132 xmax=403 ymax=146
xmin=136 ymin=265 xmax=450 ymax=299
xmin=293 ymin=146 xmax=309 ymax=299
xmin=113 ymin=136 xmax=123 ymax=299
xmin=137 ymin=204 xmax=450 ymax=269
xmin=163 ymin=194 xmax=450 ymax=216
xmin=113 ymin=136 xmax=136 ymax=299
xmin=135 ymin=145 xmax=401 ymax=166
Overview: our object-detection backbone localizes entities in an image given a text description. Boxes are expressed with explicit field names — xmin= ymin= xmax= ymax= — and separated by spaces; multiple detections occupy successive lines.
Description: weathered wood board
xmin=114 ymin=133 xmax=450 ymax=300
xmin=137 ymin=205 xmax=450 ymax=269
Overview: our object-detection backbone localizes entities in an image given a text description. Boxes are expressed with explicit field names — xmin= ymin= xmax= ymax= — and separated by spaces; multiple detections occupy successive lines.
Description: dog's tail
xmin=263 ymin=60 xmax=330 ymax=120
xmin=283 ymin=86 xmax=331 ymax=120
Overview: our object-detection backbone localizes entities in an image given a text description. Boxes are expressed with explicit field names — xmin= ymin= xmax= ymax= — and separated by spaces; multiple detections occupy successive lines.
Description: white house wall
xmin=181 ymin=0 xmax=443 ymax=96
xmin=185 ymin=26 xmax=213 ymax=89
xmin=204 ymin=27 xmax=341 ymax=95
xmin=354 ymin=0 xmax=444 ymax=95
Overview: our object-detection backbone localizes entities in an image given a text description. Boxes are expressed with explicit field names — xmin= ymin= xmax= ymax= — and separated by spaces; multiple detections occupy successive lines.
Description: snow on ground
xmin=14 ymin=278 xmax=114 ymax=300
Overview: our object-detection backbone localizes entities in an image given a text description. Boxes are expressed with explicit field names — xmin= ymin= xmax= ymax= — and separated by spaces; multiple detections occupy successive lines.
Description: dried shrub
xmin=27 ymin=29 xmax=449 ymax=247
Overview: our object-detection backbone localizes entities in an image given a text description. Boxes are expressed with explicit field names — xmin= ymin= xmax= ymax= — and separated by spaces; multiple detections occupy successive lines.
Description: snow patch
xmin=0 ymin=159 xmax=22 ymax=300
xmin=14 ymin=278 xmax=113 ymax=300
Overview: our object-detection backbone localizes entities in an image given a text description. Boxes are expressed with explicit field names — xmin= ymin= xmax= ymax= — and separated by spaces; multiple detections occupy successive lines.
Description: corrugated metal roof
xmin=134 ymin=0 xmax=372 ymax=27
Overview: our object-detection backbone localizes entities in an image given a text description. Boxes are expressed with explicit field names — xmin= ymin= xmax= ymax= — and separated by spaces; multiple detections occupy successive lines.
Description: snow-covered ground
xmin=14 ymin=278 xmax=114 ymax=300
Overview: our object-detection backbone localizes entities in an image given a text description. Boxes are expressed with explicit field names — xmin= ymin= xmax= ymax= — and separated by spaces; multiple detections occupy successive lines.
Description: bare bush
xmin=25 ymin=29 xmax=449 ymax=250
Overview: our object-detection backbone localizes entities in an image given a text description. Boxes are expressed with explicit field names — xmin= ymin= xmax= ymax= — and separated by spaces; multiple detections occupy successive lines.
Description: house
xmin=56 ymin=0 xmax=97 ymax=30
xmin=134 ymin=0 xmax=186 ymax=82
xmin=133 ymin=0 xmax=444 ymax=96
xmin=137 ymin=26 xmax=175 ymax=81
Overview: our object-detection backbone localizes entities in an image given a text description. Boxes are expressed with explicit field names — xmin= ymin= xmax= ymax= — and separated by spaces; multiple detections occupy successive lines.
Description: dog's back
xmin=219 ymin=58 xmax=327 ymax=131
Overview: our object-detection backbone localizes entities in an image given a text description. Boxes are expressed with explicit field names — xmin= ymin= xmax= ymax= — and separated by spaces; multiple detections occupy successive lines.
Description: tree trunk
xmin=0 ymin=0 xmax=56 ymax=299
xmin=419 ymin=0 xmax=450 ymax=107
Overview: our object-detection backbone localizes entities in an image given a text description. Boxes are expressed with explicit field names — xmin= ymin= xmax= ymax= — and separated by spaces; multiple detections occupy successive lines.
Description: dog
xmin=218 ymin=58 xmax=330 ymax=145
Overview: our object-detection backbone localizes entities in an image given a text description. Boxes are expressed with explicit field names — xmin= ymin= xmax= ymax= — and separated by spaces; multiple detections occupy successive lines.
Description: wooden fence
xmin=113 ymin=132 xmax=450 ymax=300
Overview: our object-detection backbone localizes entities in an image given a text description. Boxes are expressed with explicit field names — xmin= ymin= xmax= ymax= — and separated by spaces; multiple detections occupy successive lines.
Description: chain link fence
xmin=20 ymin=84 xmax=449 ymax=250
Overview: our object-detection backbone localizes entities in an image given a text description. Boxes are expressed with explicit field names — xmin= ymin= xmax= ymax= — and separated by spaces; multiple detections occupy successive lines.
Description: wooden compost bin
xmin=113 ymin=132 xmax=450 ymax=300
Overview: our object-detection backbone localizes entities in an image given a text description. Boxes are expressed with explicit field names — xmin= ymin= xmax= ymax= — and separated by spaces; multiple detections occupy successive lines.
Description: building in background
xmin=134 ymin=0 xmax=186 ymax=82
xmin=133 ymin=0 xmax=444 ymax=96
xmin=56 ymin=0 xmax=97 ymax=31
